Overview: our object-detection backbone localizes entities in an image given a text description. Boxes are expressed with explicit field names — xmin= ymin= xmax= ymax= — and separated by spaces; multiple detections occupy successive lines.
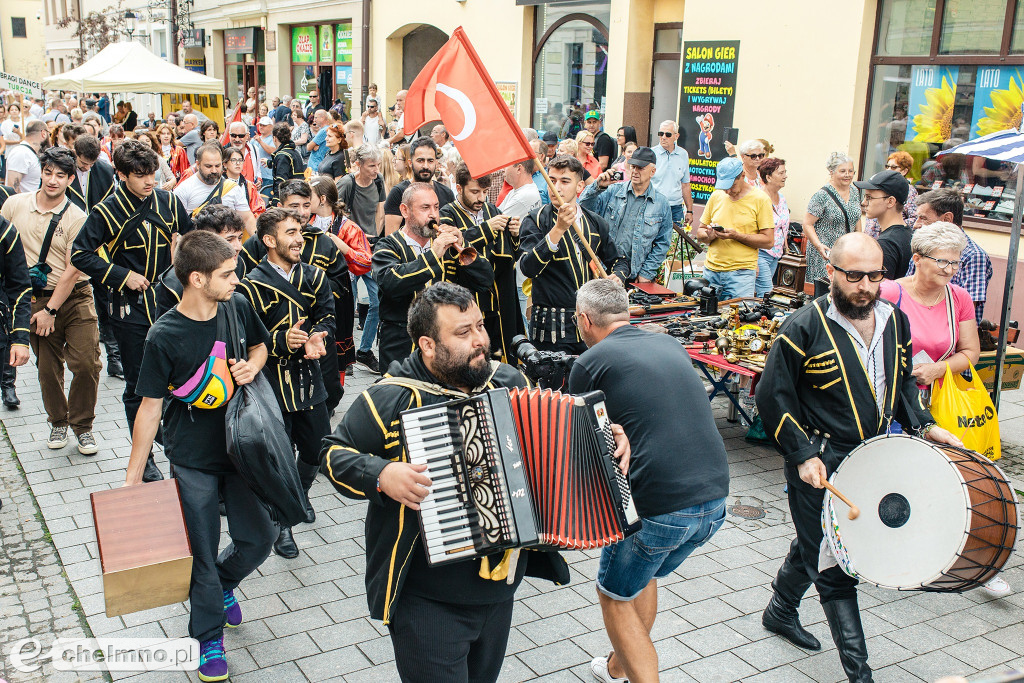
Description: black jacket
xmin=67 ymin=159 xmax=116 ymax=213
xmin=155 ymin=259 xmax=247 ymax=318
xmin=71 ymin=186 xmax=191 ymax=327
xmin=272 ymin=142 xmax=304 ymax=197
xmin=237 ymin=258 xmax=336 ymax=412
xmin=0 ymin=218 xmax=32 ymax=348
xmin=240 ymin=226 xmax=350 ymax=303
xmin=757 ymin=295 xmax=933 ymax=471
xmin=320 ymin=351 xmax=568 ymax=623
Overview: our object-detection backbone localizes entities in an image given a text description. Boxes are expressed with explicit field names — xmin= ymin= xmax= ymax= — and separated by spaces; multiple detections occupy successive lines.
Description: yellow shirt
xmin=0 ymin=193 xmax=89 ymax=285
xmin=702 ymin=188 xmax=774 ymax=272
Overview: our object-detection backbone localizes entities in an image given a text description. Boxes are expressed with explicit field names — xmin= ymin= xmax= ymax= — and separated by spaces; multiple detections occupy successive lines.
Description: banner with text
xmin=0 ymin=72 xmax=43 ymax=100
xmin=678 ymin=41 xmax=740 ymax=203
xmin=971 ymin=66 xmax=1024 ymax=139
xmin=907 ymin=65 xmax=958 ymax=143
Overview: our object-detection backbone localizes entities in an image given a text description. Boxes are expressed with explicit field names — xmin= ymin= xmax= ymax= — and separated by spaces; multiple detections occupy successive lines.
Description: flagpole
xmin=535 ymin=165 xmax=610 ymax=279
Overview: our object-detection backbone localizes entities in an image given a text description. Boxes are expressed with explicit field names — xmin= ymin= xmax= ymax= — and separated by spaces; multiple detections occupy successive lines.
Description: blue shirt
xmin=97 ymin=96 xmax=110 ymax=123
xmin=531 ymin=171 xmax=551 ymax=205
xmin=651 ymin=144 xmax=691 ymax=206
xmin=308 ymin=128 xmax=328 ymax=171
xmin=579 ymin=180 xmax=674 ymax=280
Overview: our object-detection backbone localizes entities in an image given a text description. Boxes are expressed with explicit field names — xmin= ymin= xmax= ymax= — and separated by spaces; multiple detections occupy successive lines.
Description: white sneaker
xmin=983 ymin=576 xmax=1011 ymax=597
xmin=46 ymin=425 xmax=69 ymax=449
xmin=591 ymin=651 xmax=628 ymax=683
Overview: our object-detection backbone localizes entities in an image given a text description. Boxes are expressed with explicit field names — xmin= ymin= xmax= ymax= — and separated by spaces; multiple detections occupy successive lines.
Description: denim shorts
xmin=597 ymin=497 xmax=727 ymax=601
xmin=703 ymin=267 xmax=756 ymax=300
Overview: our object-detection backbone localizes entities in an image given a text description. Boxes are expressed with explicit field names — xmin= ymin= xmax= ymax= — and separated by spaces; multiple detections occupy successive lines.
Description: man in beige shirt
xmin=0 ymin=147 xmax=102 ymax=455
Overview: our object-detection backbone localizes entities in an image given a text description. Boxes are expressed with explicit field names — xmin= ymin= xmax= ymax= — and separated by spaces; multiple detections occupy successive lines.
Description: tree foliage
xmin=56 ymin=1 xmax=128 ymax=65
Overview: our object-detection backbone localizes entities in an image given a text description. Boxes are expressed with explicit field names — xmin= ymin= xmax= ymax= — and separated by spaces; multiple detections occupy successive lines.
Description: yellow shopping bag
xmin=930 ymin=362 xmax=1001 ymax=461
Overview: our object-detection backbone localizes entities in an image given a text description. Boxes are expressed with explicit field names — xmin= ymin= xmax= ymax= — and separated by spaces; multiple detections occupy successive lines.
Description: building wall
xmin=2 ymin=0 xmax=47 ymax=81
xmin=681 ymin=0 xmax=876 ymax=217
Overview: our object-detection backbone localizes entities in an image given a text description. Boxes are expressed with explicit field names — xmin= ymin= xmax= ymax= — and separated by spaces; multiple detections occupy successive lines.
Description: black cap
xmin=854 ymin=170 xmax=909 ymax=205
xmin=627 ymin=147 xmax=657 ymax=168
xmin=542 ymin=131 xmax=558 ymax=145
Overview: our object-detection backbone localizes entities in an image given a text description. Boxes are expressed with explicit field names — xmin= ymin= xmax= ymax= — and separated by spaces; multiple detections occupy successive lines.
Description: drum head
xmin=830 ymin=435 xmax=969 ymax=590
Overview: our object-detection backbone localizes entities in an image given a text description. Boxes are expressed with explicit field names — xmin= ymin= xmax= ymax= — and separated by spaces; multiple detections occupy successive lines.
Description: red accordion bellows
xmin=509 ymin=388 xmax=627 ymax=549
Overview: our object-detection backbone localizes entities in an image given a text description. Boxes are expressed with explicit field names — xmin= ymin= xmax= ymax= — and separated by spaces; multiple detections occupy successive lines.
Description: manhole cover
xmin=728 ymin=504 xmax=765 ymax=520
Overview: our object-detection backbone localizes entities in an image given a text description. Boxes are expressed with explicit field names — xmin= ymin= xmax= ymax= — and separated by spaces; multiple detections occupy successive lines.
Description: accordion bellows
xmin=400 ymin=387 xmax=640 ymax=566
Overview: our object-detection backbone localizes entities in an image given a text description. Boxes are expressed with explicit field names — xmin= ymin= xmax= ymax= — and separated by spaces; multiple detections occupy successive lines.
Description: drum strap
xmin=899 ymin=393 xmax=922 ymax=433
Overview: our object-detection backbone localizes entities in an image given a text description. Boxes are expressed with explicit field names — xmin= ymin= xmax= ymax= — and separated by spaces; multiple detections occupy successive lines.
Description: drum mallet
xmin=822 ymin=481 xmax=860 ymax=520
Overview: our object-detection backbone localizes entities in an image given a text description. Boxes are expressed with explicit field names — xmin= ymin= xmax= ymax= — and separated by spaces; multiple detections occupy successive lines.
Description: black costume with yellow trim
xmin=0 ymin=218 xmax=33 ymax=350
xmin=272 ymin=142 xmax=304 ymax=198
xmin=372 ymin=232 xmax=495 ymax=373
xmin=237 ymin=258 xmax=336 ymax=412
xmin=756 ymin=295 xmax=934 ymax=682
xmin=0 ymin=186 xmax=14 ymax=207
xmin=67 ymin=160 xmax=116 ymax=213
xmin=155 ymin=259 xmax=247 ymax=318
xmin=519 ymin=204 xmax=627 ymax=353
xmin=71 ymin=186 xmax=191 ymax=327
xmin=439 ymin=201 xmax=524 ymax=362
xmin=320 ymin=350 xmax=569 ymax=624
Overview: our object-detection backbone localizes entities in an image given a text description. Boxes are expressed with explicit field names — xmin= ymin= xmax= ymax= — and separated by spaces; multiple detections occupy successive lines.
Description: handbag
xmin=28 ymin=202 xmax=71 ymax=295
xmin=930 ymin=361 xmax=1001 ymax=461
xmin=814 ymin=186 xmax=854 ymax=293
xmin=222 ymin=296 xmax=308 ymax=526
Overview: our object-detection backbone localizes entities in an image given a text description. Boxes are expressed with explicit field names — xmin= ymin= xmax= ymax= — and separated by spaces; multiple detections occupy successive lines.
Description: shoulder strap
xmin=204 ymin=177 xmax=226 ymax=206
xmin=36 ymin=201 xmax=71 ymax=268
xmin=376 ymin=361 xmax=501 ymax=397
xmin=824 ymin=186 xmax=852 ymax=233
xmin=226 ymin=296 xmax=246 ymax=361
xmin=941 ymin=284 xmax=957 ymax=361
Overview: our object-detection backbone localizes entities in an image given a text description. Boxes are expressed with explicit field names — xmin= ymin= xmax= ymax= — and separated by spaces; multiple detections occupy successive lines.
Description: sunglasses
xmin=229 ymin=133 xmax=246 ymax=138
xmin=920 ymin=253 xmax=962 ymax=271
xmin=884 ymin=164 xmax=900 ymax=170
xmin=832 ymin=265 xmax=887 ymax=283
xmin=744 ymin=153 xmax=766 ymax=159
xmin=657 ymin=131 xmax=674 ymax=137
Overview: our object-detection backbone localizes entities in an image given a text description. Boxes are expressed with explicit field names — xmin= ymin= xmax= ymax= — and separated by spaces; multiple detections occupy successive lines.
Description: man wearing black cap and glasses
xmin=580 ymin=147 xmax=674 ymax=283
xmin=855 ymin=170 xmax=914 ymax=279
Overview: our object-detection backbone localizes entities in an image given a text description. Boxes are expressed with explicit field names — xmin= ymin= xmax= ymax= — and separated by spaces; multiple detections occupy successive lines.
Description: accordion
xmin=399 ymin=387 xmax=640 ymax=566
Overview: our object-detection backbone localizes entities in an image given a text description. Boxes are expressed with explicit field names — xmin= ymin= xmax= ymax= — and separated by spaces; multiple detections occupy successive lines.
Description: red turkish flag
xmin=405 ymin=27 xmax=534 ymax=178
xmin=220 ymin=105 xmax=243 ymax=147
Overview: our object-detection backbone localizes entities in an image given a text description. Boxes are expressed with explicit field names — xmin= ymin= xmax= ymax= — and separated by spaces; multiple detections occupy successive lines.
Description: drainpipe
xmin=361 ymin=0 xmax=370 ymax=109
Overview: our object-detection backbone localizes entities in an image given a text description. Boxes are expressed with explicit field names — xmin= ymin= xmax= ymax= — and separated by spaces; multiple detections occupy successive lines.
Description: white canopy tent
xmin=40 ymin=42 xmax=222 ymax=94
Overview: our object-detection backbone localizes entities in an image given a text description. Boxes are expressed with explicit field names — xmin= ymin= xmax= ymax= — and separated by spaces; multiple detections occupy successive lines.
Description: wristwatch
xmin=43 ymin=306 xmax=57 ymax=317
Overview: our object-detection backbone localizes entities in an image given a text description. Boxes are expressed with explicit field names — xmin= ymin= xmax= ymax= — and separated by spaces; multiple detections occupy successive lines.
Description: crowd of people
xmin=0 ymin=82 xmax=1008 ymax=683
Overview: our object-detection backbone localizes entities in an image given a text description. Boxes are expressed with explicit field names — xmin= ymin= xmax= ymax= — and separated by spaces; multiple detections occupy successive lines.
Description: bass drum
xmin=823 ymin=434 xmax=1018 ymax=591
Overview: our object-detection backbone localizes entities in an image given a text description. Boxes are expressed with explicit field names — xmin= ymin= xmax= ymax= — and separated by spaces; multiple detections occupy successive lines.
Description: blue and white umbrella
xmin=939 ymin=123 xmax=1024 ymax=408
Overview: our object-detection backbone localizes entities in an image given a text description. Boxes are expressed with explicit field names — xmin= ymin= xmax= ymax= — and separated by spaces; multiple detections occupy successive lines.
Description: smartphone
xmin=723 ymin=127 xmax=739 ymax=145
xmin=712 ymin=224 xmax=726 ymax=232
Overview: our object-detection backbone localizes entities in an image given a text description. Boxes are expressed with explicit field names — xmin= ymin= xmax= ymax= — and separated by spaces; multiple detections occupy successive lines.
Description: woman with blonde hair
xmin=381 ymin=148 xmax=402 ymax=195
xmin=575 ymin=129 xmax=601 ymax=184
xmin=865 ymin=150 xmax=918 ymax=238
xmin=393 ymin=143 xmax=413 ymax=182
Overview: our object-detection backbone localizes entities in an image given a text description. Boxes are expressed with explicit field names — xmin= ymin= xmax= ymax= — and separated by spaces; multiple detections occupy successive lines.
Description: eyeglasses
xmin=884 ymin=164 xmax=901 ymax=170
xmin=227 ymin=157 xmax=244 ymax=163
xmin=657 ymin=131 xmax=674 ymax=137
xmin=920 ymin=253 xmax=963 ymax=271
xmin=832 ymin=265 xmax=888 ymax=282
xmin=229 ymin=133 xmax=246 ymax=139
xmin=744 ymin=153 xmax=766 ymax=160
xmin=581 ymin=141 xmax=593 ymax=146
xmin=571 ymin=312 xmax=588 ymax=326
xmin=861 ymin=194 xmax=890 ymax=203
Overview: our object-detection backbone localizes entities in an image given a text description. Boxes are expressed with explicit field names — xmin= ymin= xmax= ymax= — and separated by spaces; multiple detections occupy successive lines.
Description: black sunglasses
xmin=744 ymin=153 xmax=766 ymax=160
xmin=657 ymin=131 xmax=674 ymax=137
xmin=229 ymin=133 xmax=247 ymax=138
xmin=832 ymin=265 xmax=887 ymax=283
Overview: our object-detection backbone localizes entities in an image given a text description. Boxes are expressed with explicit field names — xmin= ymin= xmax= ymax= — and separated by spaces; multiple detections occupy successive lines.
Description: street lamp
xmin=124 ymin=10 xmax=138 ymax=39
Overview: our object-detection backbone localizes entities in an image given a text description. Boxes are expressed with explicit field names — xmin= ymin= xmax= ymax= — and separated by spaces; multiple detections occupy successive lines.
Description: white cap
xmin=258 ymin=116 xmax=273 ymax=125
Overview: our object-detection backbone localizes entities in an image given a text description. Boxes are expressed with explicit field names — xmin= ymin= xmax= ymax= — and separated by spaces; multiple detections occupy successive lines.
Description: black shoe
xmin=823 ymin=598 xmax=873 ymax=683
xmin=763 ymin=594 xmax=821 ymax=650
xmin=142 ymin=456 xmax=164 ymax=482
xmin=107 ymin=357 xmax=124 ymax=379
xmin=355 ymin=350 xmax=379 ymax=373
xmin=2 ymin=386 xmax=19 ymax=408
xmin=274 ymin=526 xmax=299 ymax=558
xmin=297 ymin=461 xmax=318 ymax=524
xmin=219 ymin=501 xmax=227 ymax=516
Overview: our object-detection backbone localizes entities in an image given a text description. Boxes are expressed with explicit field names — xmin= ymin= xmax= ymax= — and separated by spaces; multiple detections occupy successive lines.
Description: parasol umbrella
xmin=938 ymin=120 xmax=1024 ymax=410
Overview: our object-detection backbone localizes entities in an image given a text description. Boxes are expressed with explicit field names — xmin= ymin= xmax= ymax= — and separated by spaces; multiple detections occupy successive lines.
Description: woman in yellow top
xmin=692 ymin=157 xmax=775 ymax=299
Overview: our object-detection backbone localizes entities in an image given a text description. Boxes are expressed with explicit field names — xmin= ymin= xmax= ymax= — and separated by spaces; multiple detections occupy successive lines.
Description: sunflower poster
xmin=971 ymin=67 xmax=1024 ymax=139
xmin=908 ymin=66 xmax=958 ymax=143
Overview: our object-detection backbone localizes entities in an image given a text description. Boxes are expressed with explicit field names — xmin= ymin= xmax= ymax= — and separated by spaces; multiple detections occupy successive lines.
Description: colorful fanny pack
xmin=170 ymin=339 xmax=235 ymax=409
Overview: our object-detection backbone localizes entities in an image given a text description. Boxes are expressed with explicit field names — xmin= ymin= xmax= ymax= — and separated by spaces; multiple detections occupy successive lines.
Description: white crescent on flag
xmin=436 ymin=83 xmax=477 ymax=141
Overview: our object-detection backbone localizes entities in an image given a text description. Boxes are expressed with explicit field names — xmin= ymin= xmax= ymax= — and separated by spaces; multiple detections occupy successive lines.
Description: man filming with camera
xmin=579 ymin=147 xmax=674 ymax=284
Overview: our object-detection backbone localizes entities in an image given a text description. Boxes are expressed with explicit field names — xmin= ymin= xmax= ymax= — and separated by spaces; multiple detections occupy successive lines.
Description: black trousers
xmin=776 ymin=466 xmax=859 ymax=604
xmin=0 ymin=347 xmax=13 ymax=389
xmin=378 ymin=321 xmax=413 ymax=376
xmin=110 ymin=321 xmax=149 ymax=433
xmin=283 ymin=401 xmax=331 ymax=468
xmin=388 ymin=592 xmax=514 ymax=683
xmin=173 ymin=464 xmax=276 ymax=643
xmin=93 ymin=285 xmax=119 ymax=361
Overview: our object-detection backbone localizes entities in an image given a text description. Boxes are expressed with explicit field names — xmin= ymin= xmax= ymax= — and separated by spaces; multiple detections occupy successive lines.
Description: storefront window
xmin=223 ymin=28 xmax=265 ymax=111
xmin=939 ymin=0 xmax=1005 ymax=54
xmin=531 ymin=0 xmax=610 ymax=133
xmin=291 ymin=22 xmax=353 ymax=117
xmin=876 ymin=0 xmax=935 ymax=56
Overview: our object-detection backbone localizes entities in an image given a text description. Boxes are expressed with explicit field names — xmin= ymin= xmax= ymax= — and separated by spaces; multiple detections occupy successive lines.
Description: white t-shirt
xmin=76 ymin=167 xmax=89 ymax=197
xmin=363 ymin=114 xmax=382 ymax=144
xmin=498 ymin=182 xmax=542 ymax=218
xmin=173 ymin=174 xmax=250 ymax=214
xmin=1 ymin=119 xmax=24 ymax=143
xmin=6 ymin=144 xmax=41 ymax=193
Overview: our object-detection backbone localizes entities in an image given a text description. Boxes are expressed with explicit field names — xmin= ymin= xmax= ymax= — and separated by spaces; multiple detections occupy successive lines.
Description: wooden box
xmin=91 ymin=479 xmax=192 ymax=617
xmin=975 ymin=347 xmax=1024 ymax=392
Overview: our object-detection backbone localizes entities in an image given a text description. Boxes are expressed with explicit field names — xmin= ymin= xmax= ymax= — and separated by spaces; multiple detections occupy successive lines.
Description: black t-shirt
xmin=383 ymin=179 xmax=455 ymax=219
xmin=878 ymin=223 xmax=914 ymax=279
xmin=593 ymin=130 xmax=616 ymax=165
xmin=568 ymin=325 xmax=730 ymax=517
xmin=135 ymin=293 xmax=270 ymax=473
xmin=318 ymin=150 xmax=347 ymax=179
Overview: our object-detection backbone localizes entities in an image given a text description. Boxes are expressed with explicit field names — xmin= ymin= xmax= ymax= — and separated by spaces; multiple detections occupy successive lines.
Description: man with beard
xmin=127 ymin=230 xmax=274 ymax=683
xmin=322 ymin=282 xmax=630 ymax=682
xmin=239 ymin=180 xmax=347 ymax=413
xmin=237 ymin=208 xmax=335 ymax=560
xmin=72 ymin=139 xmax=192 ymax=482
xmin=440 ymin=163 xmax=523 ymax=362
xmin=373 ymin=183 xmax=494 ymax=374
xmin=174 ymin=142 xmax=257 ymax=236
xmin=756 ymin=232 xmax=961 ymax=683
xmin=383 ymin=138 xmax=455 ymax=235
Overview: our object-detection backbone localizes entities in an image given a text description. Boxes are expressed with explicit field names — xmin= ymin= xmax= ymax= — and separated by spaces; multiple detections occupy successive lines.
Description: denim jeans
xmin=354 ymin=272 xmax=379 ymax=352
xmin=669 ymin=203 xmax=685 ymax=225
xmin=755 ymin=251 xmax=779 ymax=296
xmin=597 ymin=497 xmax=727 ymax=600
xmin=702 ymin=267 xmax=756 ymax=300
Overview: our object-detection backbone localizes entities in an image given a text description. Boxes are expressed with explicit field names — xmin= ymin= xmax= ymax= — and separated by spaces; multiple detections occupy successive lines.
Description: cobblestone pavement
xmin=4 ymin=342 xmax=1024 ymax=682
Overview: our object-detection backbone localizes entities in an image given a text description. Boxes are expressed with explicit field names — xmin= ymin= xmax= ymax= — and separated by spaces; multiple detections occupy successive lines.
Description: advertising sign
xmin=971 ymin=66 xmax=1024 ymax=139
xmin=319 ymin=26 xmax=333 ymax=63
xmin=336 ymin=23 xmax=353 ymax=63
xmin=907 ymin=65 xmax=958 ymax=143
xmin=292 ymin=27 xmax=316 ymax=63
xmin=0 ymin=72 xmax=42 ymax=99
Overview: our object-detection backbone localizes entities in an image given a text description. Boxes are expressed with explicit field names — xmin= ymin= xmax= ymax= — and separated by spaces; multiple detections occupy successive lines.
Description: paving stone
xmin=681 ymin=650 xmax=758 ymax=683
xmin=682 ymin=622 xmax=750 ymax=657
xmin=295 ymin=646 xmax=372 ymax=680
xmin=945 ymin=635 xmax=1018 ymax=670
xmin=900 ymin=649 xmax=976 ymax=680
xmin=884 ymin=621 xmax=957 ymax=654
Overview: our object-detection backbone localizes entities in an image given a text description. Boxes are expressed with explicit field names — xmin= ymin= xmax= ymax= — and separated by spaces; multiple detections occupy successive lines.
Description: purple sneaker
xmin=223 ymin=589 xmax=242 ymax=628
xmin=197 ymin=636 xmax=228 ymax=682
